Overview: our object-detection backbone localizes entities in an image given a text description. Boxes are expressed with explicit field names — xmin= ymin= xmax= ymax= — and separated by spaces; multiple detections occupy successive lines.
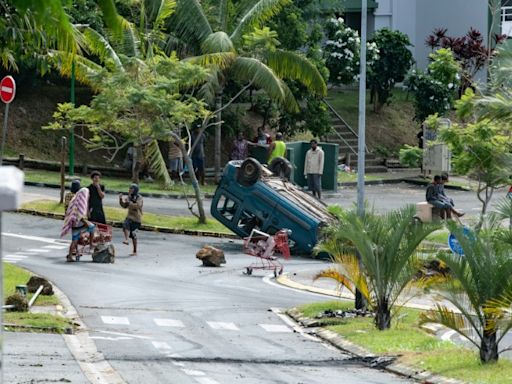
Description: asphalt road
xmin=24 ymin=183 xmax=509 ymax=219
xmin=2 ymin=213 xmax=413 ymax=384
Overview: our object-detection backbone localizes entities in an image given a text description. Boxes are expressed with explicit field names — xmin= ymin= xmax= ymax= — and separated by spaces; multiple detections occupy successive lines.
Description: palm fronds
xmin=80 ymin=26 xmax=124 ymax=71
xmin=230 ymin=0 xmax=291 ymax=44
xmin=201 ymin=32 xmax=235 ymax=54
xmin=144 ymin=139 xmax=173 ymax=188
xmin=172 ymin=0 xmax=213 ymax=47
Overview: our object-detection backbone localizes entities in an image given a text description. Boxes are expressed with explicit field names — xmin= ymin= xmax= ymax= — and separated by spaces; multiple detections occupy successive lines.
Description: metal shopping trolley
xmin=243 ymin=229 xmax=290 ymax=277
xmin=75 ymin=222 xmax=113 ymax=261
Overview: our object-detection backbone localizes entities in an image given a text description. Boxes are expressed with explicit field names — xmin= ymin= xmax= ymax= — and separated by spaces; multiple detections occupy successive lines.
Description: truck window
xmin=237 ymin=210 xmax=261 ymax=234
xmin=217 ymin=195 xmax=238 ymax=221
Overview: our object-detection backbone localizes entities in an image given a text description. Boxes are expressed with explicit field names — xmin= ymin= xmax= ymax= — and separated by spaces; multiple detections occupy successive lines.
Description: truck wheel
xmin=238 ymin=158 xmax=262 ymax=186
xmin=269 ymin=157 xmax=292 ymax=180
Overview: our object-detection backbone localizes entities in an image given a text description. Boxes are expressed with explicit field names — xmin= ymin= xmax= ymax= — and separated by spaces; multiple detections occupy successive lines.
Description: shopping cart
xmin=75 ymin=223 xmax=113 ymax=261
xmin=243 ymin=229 xmax=291 ymax=277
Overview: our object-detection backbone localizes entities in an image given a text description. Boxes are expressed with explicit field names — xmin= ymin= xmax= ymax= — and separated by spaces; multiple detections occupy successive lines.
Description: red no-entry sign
xmin=0 ymin=76 xmax=16 ymax=104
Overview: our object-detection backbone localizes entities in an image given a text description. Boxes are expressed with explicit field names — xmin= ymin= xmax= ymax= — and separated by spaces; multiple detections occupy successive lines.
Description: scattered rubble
xmin=316 ymin=309 xmax=374 ymax=319
xmin=6 ymin=293 xmax=29 ymax=312
xmin=196 ymin=245 xmax=226 ymax=267
xmin=27 ymin=276 xmax=54 ymax=295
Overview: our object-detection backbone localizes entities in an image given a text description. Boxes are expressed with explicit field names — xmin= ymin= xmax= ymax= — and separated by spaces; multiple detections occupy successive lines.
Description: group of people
xmin=61 ymin=171 xmax=144 ymax=261
xmin=426 ymin=173 xmax=464 ymax=220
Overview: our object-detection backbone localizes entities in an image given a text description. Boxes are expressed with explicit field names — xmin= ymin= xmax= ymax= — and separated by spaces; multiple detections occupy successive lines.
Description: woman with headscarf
xmin=119 ymin=183 xmax=143 ymax=256
xmin=64 ymin=179 xmax=81 ymax=213
xmin=61 ymin=187 xmax=96 ymax=262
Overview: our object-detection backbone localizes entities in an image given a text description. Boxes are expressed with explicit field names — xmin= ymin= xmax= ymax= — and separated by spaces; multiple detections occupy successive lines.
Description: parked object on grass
xmin=211 ymin=159 xmax=336 ymax=254
xmin=196 ymin=246 xmax=226 ymax=267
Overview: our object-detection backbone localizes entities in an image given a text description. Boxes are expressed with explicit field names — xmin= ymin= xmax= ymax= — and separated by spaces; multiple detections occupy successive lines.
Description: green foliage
xmin=324 ymin=17 xmax=378 ymax=85
xmin=266 ymin=0 xmax=307 ymax=51
xmin=407 ymin=49 xmax=460 ymax=122
xmin=368 ymin=28 xmax=413 ymax=109
xmin=399 ymin=145 xmax=422 ymax=168
xmin=316 ymin=206 xmax=440 ymax=330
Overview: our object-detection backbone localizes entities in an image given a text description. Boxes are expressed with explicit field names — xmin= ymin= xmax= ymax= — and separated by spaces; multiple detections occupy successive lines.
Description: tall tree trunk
xmin=375 ymin=299 xmax=391 ymax=330
xmin=214 ymin=94 xmax=222 ymax=184
xmin=480 ymin=323 xmax=498 ymax=363
xmin=132 ymin=145 xmax=140 ymax=184
xmin=169 ymin=132 xmax=206 ymax=224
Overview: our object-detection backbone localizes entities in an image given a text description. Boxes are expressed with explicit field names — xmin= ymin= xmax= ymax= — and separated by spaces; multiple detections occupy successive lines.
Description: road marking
xmin=101 ymin=316 xmax=130 ymax=325
xmin=172 ymin=361 xmax=186 ymax=367
xmin=182 ymin=369 xmax=205 ymax=376
xmin=207 ymin=321 xmax=239 ymax=331
xmin=259 ymin=324 xmax=292 ymax=333
xmin=89 ymin=336 xmax=132 ymax=341
xmin=441 ymin=329 xmax=457 ymax=342
xmin=95 ymin=330 xmax=151 ymax=340
xmin=154 ymin=318 xmax=185 ymax=328
xmin=152 ymin=341 xmax=172 ymax=351
xmin=195 ymin=378 xmax=220 ymax=384
xmin=26 ymin=248 xmax=50 ymax=253
xmin=269 ymin=308 xmax=319 ymax=343
xmin=4 ymin=255 xmax=28 ymax=260
xmin=262 ymin=275 xmax=330 ymax=298
xmin=43 ymin=245 xmax=68 ymax=250
xmin=2 ymin=233 xmax=68 ymax=244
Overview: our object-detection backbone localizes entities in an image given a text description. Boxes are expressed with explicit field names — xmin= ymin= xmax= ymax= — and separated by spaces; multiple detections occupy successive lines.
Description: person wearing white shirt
xmin=304 ymin=139 xmax=325 ymax=199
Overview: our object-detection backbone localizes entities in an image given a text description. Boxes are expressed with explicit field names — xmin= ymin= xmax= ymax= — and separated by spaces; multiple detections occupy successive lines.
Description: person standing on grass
xmin=230 ymin=131 xmax=249 ymax=161
xmin=88 ymin=170 xmax=106 ymax=224
xmin=191 ymin=127 xmax=206 ymax=185
xmin=304 ymin=139 xmax=325 ymax=199
xmin=119 ymin=183 xmax=143 ymax=256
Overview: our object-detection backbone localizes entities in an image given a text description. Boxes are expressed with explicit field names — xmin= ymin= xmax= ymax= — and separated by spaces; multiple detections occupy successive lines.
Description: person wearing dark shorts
xmin=88 ymin=171 xmax=106 ymax=224
xmin=304 ymin=139 xmax=325 ymax=199
xmin=119 ymin=183 xmax=143 ymax=256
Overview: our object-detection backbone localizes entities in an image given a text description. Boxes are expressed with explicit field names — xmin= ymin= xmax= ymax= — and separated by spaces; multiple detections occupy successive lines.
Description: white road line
xmin=441 ymin=329 xmax=457 ymax=342
xmin=262 ymin=275 xmax=330 ymax=298
xmin=43 ymin=245 xmax=68 ymax=250
xmin=100 ymin=316 xmax=130 ymax=325
xmin=181 ymin=369 xmax=205 ymax=376
xmin=89 ymin=336 xmax=132 ymax=341
xmin=258 ymin=324 xmax=292 ymax=333
xmin=152 ymin=341 xmax=172 ymax=351
xmin=269 ymin=308 xmax=320 ymax=343
xmin=154 ymin=318 xmax=185 ymax=328
xmin=4 ymin=260 xmax=18 ymax=264
xmin=206 ymin=321 xmax=239 ymax=331
xmin=195 ymin=378 xmax=220 ymax=384
xmin=95 ymin=330 xmax=151 ymax=340
xmin=26 ymin=248 xmax=50 ymax=253
xmin=2 ymin=233 xmax=68 ymax=245
xmin=172 ymin=361 xmax=186 ymax=367
xmin=4 ymin=255 xmax=28 ymax=259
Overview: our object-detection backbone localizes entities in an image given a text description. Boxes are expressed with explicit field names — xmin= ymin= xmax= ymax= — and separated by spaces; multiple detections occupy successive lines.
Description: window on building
xmin=501 ymin=5 xmax=512 ymax=37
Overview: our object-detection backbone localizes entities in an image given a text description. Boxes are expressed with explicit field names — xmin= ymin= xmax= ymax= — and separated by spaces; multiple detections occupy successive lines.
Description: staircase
xmin=322 ymin=100 xmax=387 ymax=173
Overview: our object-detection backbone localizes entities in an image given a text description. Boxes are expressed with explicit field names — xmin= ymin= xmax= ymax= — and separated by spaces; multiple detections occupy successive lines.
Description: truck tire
xmin=269 ymin=157 xmax=292 ymax=180
xmin=238 ymin=158 xmax=262 ymax=186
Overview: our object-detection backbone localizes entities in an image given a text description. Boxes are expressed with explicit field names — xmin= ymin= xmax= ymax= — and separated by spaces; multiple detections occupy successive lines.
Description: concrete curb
xmin=338 ymin=178 xmax=472 ymax=191
xmin=286 ymin=308 xmax=466 ymax=384
xmin=52 ymin=282 xmax=127 ymax=384
xmin=24 ymin=181 xmax=215 ymax=200
xmin=401 ymin=178 xmax=472 ymax=191
xmin=16 ymin=209 xmax=239 ymax=240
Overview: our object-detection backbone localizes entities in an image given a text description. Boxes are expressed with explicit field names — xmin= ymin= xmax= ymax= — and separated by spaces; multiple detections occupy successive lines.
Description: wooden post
xmin=18 ymin=154 xmax=24 ymax=170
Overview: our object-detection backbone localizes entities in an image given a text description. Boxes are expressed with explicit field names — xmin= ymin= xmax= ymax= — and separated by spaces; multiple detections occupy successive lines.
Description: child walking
xmin=119 ymin=183 xmax=143 ymax=255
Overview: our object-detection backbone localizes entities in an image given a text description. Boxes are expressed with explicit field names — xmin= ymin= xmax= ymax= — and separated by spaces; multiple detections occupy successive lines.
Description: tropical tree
xmin=315 ymin=206 xmax=440 ymax=330
xmin=420 ymin=223 xmax=512 ymax=363
xmin=170 ymin=0 xmax=327 ymax=179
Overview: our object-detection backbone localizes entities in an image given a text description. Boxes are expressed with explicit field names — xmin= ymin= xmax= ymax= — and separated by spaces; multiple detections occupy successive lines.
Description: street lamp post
xmin=69 ymin=60 xmax=75 ymax=176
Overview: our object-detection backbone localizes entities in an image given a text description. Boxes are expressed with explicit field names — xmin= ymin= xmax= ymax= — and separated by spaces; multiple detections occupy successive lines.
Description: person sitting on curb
xmin=119 ymin=183 xmax=143 ymax=256
xmin=426 ymin=175 xmax=452 ymax=220
xmin=61 ymin=187 xmax=95 ymax=262
xmin=440 ymin=173 xmax=464 ymax=217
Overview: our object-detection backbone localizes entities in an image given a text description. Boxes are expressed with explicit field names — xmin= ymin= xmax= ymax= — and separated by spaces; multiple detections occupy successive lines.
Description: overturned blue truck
xmin=210 ymin=158 xmax=337 ymax=254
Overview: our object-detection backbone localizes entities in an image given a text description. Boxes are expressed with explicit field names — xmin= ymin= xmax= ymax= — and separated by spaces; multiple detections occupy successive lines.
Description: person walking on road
xmin=304 ymin=139 xmax=325 ymax=199
xmin=87 ymin=171 xmax=106 ymax=224
xmin=119 ymin=183 xmax=143 ymax=256
xmin=267 ymin=132 xmax=286 ymax=164
xmin=64 ymin=179 xmax=81 ymax=213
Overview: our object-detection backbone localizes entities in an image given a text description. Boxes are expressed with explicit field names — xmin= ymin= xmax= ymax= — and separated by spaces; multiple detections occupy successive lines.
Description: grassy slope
xmin=325 ymin=88 xmax=417 ymax=154
xmin=22 ymin=199 xmax=231 ymax=234
xmin=297 ymin=301 xmax=512 ymax=384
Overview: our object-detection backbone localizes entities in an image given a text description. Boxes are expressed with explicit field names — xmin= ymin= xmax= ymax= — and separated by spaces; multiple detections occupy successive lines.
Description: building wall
xmin=373 ymin=0 xmax=489 ymax=70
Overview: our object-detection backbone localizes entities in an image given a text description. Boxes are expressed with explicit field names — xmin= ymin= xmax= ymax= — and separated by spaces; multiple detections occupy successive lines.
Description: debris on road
xmin=196 ymin=245 xmax=226 ymax=267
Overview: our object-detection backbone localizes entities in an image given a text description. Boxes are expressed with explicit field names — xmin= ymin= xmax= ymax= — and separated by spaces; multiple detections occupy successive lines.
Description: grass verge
xmin=425 ymin=229 xmax=450 ymax=245
xmin=24 ymin=169 xmax=218 ymax=196
xmin=21 ymin=199 xmax=231 ymax=234
xmin=296 ymin=301 xmax=512 ymax=384
xmin=4 ymin=263 xmax=71 ymax=333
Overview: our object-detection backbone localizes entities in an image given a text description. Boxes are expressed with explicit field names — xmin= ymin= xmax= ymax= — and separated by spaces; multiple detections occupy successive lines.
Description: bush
xmin=399 ymin=144 xmax=423 ymax=168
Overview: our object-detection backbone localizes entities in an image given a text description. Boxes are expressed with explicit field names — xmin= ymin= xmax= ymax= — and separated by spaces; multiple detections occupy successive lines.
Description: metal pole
xmin=60 ymin=137 xmax=67 ymax=204
xmin=69 ymin=60 xmax=75 ymax=176
xmin=355 ymin=0 xmax=368 ymax=311
xmin=357 ymin=0 xmax=368 ymax=217
xmin=1 ymin=103 xmax=9 ymax=166
xmin=0 ymin=210 xmax=3 ymax=384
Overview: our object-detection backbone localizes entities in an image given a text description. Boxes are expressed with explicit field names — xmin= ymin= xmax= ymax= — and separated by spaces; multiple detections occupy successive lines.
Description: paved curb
xmin=16 ymin=209 xmax=239 ymax=240
xmin=24 ymin=181 xmax=215 ymax=200
xmin=401 ymin=178 xmax=472 ymax=191
xmin=286 ymin=308 xmax=466 ymax=384
xmin=338 ymin=179 xmax=405 ymax=187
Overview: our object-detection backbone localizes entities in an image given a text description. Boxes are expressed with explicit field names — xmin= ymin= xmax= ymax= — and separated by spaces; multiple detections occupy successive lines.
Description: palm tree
xmin=169 ymin=0 xmax=327 ymax=180
xmin=420 ymin=223 xmax=512 ymax=363
xmin=316 ymin=206 xmax=440 ymax=330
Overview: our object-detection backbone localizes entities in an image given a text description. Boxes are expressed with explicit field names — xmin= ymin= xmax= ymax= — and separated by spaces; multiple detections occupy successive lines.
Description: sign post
xmin=0 ymin=75 xmax=17 ymax=384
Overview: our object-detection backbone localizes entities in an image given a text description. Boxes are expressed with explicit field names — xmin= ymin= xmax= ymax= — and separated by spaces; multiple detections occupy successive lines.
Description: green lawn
xmin=337 ymin=172 xmax=381 ymax=183
xmin=23 ymin=169 xmax=218 ymax=196
xmin=296 ymin=301 xmax=512 ymax=384
xmin=4 ymin=263 xmax=71 ymax=332
xmin=22 ymin=199 xmax=231 ymax=234
xmin=425 ymin=229 xmax=450 ymax=245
